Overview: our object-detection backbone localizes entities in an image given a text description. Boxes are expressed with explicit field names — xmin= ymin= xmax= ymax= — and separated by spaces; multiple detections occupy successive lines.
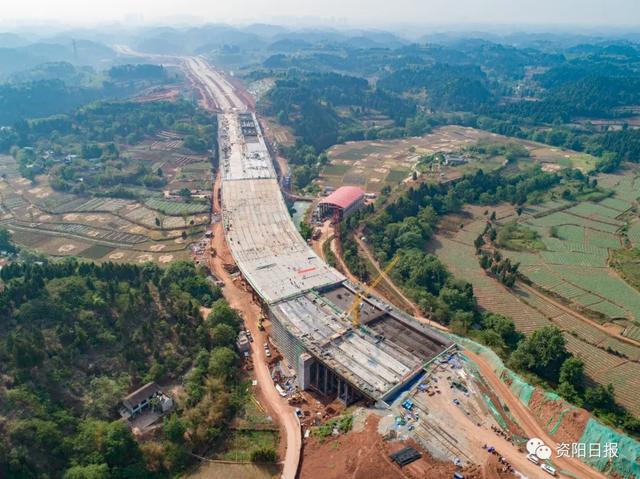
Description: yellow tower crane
xmin=346 ymin=255 xmax=400 ymax=328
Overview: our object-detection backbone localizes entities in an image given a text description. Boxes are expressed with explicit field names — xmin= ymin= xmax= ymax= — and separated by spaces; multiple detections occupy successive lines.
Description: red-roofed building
xmin=318 ymin=186 xmax=365 ymax=220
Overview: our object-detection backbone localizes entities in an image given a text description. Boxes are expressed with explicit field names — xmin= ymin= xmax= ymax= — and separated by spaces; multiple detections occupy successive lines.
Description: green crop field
xmin=566 ymin=202 xmax=626 ymax=220
xmin=554 ymin=153 xmax=600 ymax=171
xmin=600 ymin=197 xmax=633 ymax=212
xmin=386 ymin=168 xmax=410 ymax=182
xmin=80 ymin=244 xmax=117 ymax=260
xmin=494 ymin=169 xmax=640 ymax=328
xmin=628 ymin=222 xmax=640 ymax=245
xmin=145 ymin=198 xmax=210 ymax=215
xmin=322 ymin=163 xmax=351 ymax=175
xmin=0 ymin=143 xmax=207 ymax=264
xmin=430 ymin=209 xmax=640 ymax=416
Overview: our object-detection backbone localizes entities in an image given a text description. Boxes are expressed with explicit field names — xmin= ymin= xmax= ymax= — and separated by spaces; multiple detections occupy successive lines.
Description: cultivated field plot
xmin=145 ymin=197 xmax=209 ymax=215
xmin=122 ymin=132 xmax=212 ymax=192
xmin=498 ymin=171 xmax=640 ymax=326
xmin=627 ymin=222 xmax=640 ymax=245
xmin=0 ymin=135 xmax=211 ymax=263
xmin=321 ymin=125 xmax=598 ymax=193
xmin=430 ymin=207 xmax=640 ymax=416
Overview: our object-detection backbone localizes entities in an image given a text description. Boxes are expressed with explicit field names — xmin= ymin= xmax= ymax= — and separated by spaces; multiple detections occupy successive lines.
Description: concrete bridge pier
xmin=300 ymin=353 xmax=361 ymax=405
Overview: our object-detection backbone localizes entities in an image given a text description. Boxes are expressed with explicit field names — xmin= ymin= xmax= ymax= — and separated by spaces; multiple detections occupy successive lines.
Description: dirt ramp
xmin=528 ymin=390 xmax=590 ymax=444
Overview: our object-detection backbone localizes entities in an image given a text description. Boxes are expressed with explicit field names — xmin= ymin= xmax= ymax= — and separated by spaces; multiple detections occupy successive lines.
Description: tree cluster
xmin=0 ymin=258 xmax=249 ymax=478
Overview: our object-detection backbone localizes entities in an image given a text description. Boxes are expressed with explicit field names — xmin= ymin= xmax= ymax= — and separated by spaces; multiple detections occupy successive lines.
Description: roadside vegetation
xmin=0 ymin=247 xmax=257 ymax=478
xmin=338 ymin=162 xmax=640 ymax=435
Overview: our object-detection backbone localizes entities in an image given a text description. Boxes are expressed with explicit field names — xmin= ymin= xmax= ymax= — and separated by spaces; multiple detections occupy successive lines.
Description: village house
xmin=121 ymin=381 xmax=173 ymax=418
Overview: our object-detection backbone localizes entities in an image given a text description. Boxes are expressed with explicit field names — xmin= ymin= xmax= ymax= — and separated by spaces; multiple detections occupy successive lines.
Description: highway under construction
xmin=206 ymin=66 xmax=453 ymax=406
xmin=184 ymin=56 xmax=613 ymax=479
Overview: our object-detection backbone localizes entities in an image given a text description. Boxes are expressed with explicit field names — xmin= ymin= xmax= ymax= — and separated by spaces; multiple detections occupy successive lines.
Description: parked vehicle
xmin=527 ymin=454 xmax=540 ymax=465
xmin=540 ymin=464 xmax=556 ymax=476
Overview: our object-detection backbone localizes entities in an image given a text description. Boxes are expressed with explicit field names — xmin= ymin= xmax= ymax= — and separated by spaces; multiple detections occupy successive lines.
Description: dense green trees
xmin=363 ymin=167 xmax=560 ymax=266
xmin=250 ymin=447 xmax=278 ymax=463
xmin=0 ymin=259 xmax=242 ymax=478
xmin=378 ymin=64 xmax=493 ymax=111
xmin=107 ymin=64 xmax=166 ymax=81
xmin=509 ymin=326 xmax=570 ymax=382
xmin=501 ymin=75 xmax=640 ymax=123
xmin=263 ymin=71 xmax=415 ymax=151
xmin=478 ymin=314 xmax=523 ymax=355
xmin=2 ymin=99 xmax=215 ymax=197
xmin=0 ymin=80 xmax=117 ymax=125
xmin=279 ymin=142 xmax=328 ymax=189
xmin=183 ymin=135 xmax=208 ymax=153
xmin=0 ymin=227 xmax=18 ymax=254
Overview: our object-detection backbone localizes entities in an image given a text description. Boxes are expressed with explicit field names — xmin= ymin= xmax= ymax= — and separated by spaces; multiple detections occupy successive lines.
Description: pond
xmin=291 ymin=200 xmax=312 ymax=229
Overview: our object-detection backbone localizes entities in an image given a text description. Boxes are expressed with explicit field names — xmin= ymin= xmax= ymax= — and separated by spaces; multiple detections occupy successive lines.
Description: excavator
xmin=346 ymin=255 xmax=400 ymax=328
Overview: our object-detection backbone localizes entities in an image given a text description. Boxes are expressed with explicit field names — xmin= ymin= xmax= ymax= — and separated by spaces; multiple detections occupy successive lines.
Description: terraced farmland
xmin=495 ymin=170 xmax=640 ymax=333
xmin=430 ymin=207 xmax=640 ymax=416
xmin=322 ymin=125 xmax=595 ymax=193
xmin=0 ymin=130 xmax=213 ymax=264
xmin=145 ymin=197 xmax=210 ymax=215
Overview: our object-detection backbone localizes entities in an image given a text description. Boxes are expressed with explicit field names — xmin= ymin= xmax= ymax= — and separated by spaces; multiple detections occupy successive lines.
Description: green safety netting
xmin=504 ymin=370 xmax=535 ymax=407
xmin=481 ymin=393 xmax=509 ymax=430
xmin=440 ymin=332 xmax=640 ymax=478
xmin=455 ymin=336 xmax=535 ymax=406
xmin=578 ymin=418 xmax=640 ymax=479
xmin=548 ymin=406 xmax=574 ymax=436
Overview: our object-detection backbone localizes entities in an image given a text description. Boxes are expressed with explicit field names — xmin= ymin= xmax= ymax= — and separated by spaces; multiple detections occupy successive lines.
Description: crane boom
xmin=347 ymin=255 xmax=399 ymax=327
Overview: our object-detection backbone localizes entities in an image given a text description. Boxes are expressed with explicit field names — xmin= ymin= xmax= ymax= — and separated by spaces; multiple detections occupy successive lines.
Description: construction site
xmin=218 ymin=108 xmax=454 ymax=405
xmin=184 ymin=56 xmax=635 ymax=479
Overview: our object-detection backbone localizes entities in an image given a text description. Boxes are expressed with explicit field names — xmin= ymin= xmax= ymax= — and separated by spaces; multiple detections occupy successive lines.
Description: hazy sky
xmin=3 ymin=0 xmax=640 ymax=28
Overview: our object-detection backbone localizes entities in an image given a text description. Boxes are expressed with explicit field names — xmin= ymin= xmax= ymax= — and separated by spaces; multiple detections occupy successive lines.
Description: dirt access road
xmin=185 ymin=54 xmax=302 ymax=479
xmin=208 ymin=174 xmax=301 ymax=479
xmin=342 ymin=232 xmax=606 ymax=479
xmin=466 ymin=350 xmax=608 ymax=479
xmin=310 ymin=220 xmax=360 ymax=283
xmin=354 ymin=233 xmax=448 ymax=332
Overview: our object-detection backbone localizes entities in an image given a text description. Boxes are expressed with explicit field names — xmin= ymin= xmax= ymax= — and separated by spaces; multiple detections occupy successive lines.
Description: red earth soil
xmin=528 ymin=389 xmax=590 ymax=445
xmin=300 ymin=415 xmax=482 ymax=479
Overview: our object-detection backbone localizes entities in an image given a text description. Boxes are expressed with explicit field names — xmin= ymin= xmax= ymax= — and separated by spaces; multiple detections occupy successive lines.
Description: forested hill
xmin=0 ymin=259 xmax=245 ymax=478
xmin=0 ymin=63 xmax=170 ymax=125
xmin=262 ymin=72 xmax=415 ymax=150
xmin=0 ymin=80 xmax=121 ymax=125
xmin=377 ymin=64 xmax=493 ymax=111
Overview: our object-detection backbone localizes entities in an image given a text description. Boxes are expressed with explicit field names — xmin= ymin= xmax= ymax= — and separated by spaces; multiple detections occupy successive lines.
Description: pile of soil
xmin=482 ymin=454 xmax=517 ymax=479
xmin=300 ymin=414 xmax=480 ymax=479
xmin=528 ymin=390 xmax=589 ymax=444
